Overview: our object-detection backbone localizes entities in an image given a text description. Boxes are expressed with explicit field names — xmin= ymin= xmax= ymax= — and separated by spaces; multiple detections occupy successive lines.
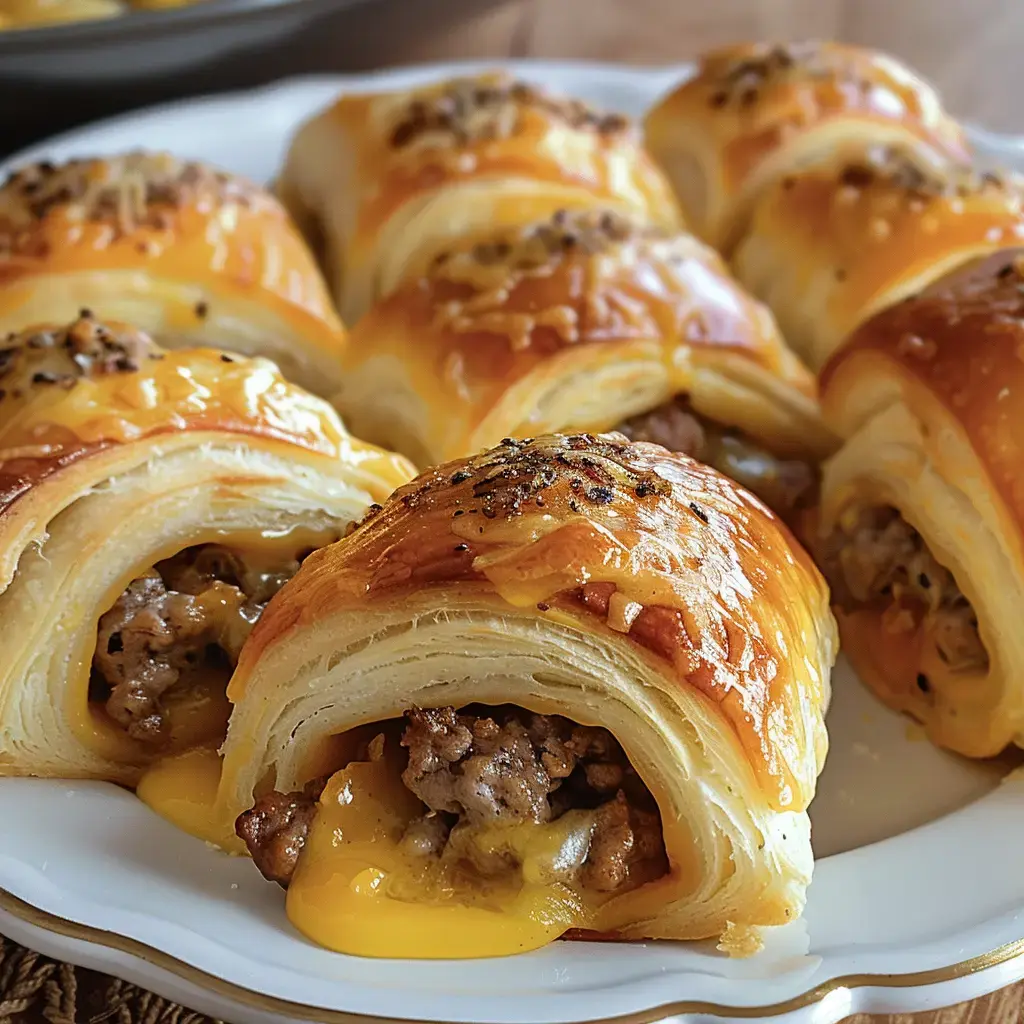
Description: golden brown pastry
xmin=335 ymin=208 xmax=830 ymax=519
xmin=817 ymin=252 xmax=1024 ymax=757
xmin=213 ymin=433 xmax=835 ymax=958
xmin=276 ymin=72 xmax=683 ymax=325
xmin=0 ymin=315 xmax=413 ymax=787
xmin=0 ymin=153 xmax=345 ymax=395
xmin=732 ymin=149 xmax=1024 ymax=371
xmin=645 ymin=42 xmax=969 ymax=253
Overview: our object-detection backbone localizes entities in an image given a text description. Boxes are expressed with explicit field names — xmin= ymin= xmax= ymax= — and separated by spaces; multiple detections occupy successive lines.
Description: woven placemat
xmin=0 ymin=934 xmax=219 ymax=1024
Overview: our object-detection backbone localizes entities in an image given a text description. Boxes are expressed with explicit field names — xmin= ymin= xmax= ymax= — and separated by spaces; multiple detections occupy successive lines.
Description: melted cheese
xmin=286 ymin=752 xmax=596 ymax=958
xmin=0 ymin=349 xmax=345 ymax=457
xmin=136 ymin=746 xmax=245 ymax=854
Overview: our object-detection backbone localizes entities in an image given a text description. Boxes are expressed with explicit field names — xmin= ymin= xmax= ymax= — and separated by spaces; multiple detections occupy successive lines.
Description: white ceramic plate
xmin=3 ymin=61 xmax=1024 ymax=1024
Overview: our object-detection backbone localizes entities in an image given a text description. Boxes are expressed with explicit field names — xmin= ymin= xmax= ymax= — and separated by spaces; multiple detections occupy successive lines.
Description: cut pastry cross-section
xmin=645 ymin=41 xmax=968 ymax=253
xmin=276 ymin=71 xmax=683 ymax=325
xmin=336 ymin=207 xmax=831 ymax=520
xmin=817 ymin=251 xmax=1024 ymax=757
xmin=0 ymin=314 xmax=414 ymax=787
xmin=0 ymin=152 xmax=346 ymax=395
xmin=216 ymin=433 xmax=836 ymax=958
xmin=733 ymin=146 xmax=1024 ymax=370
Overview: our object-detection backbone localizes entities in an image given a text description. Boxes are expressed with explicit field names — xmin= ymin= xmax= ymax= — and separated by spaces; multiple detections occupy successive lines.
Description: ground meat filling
xmin=237 ymin=708 xmax=668 ymax=896
xmin=616 ymin=396 xmax=815 ymax=513
xmin=235 ymin=783 xmax=324 ymax=887
xmin=824 ymin=506 xmax=988 ymax=674
xmin=92 ymin=545 xmax=301 ymax=744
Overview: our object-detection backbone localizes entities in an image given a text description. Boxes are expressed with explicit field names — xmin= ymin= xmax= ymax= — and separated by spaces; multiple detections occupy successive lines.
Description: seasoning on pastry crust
xmin=732 ymin=147 xmax=1024 ymax=370
xmin=645 ymin=41 xmax=968 ymax=253
xmin=0 ymin=153 xmax=345 ymax=395
xmin=277 ymin=72 xmax=683 ymax=325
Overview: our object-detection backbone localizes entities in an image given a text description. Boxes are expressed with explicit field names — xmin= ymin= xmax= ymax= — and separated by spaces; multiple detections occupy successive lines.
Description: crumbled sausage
xmin=824 ymin=506 xmax=987 ymax=672
xmin=581 ymin=792 xmax=664 ymax=892
xmin=92 ymin=544 xmax=300 ymax=743
xmin=241 ymin=708 xmax=668 ymax=894
xmin=402 ymin=709 xmax=554 ymax=824
xmin=401 ymin=707 xmax=667 ymax=893
xmin=235 ymin=788 xmax=320 ymax=887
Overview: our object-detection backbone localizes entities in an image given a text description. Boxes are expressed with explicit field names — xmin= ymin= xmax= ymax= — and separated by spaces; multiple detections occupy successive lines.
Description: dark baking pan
xmin=0 ymin=0 xmax=513 ymax=155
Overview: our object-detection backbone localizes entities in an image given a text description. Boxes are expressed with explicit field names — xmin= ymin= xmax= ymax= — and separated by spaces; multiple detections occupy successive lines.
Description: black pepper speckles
xmin=455 ymin=208 xmax=641 ymax=275
xmin=0 ymin=316 xmax=162 ymax=395
xmin=838 ymin=164 xmax=876 ymax=189
xmin=709 ymin=44 xmax=818 ymax=109
xmin=388 ymin=77 xmax=630 ymax=150
xmin=350 ymin=503 xmax=384 ymax=534
xmin=397 ymin=434 xmax=681 ymax=527
xmin=0 ymin=153 xmax=264 ymax=256
xmin=634 ymin=477 xmax=670 ymax=499
xmin=195 ymin=301 xmax=209 ymax=320
xmin=833 ymin=149 xmax=1013 ymax=204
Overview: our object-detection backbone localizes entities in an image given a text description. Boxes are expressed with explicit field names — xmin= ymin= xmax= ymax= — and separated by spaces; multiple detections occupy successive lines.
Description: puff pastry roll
xmin=216 ymin=433 xmax=834 ymax=959
xmin=0 ymin=154 xmax=345 ymax=395
xmin=276 ymin=72 xmax=683 ymax=325
xmin=0 ymin=314 xmax=413 ymax=785
xmin=817 ymin=252 xmax=1024 ymax=757
xmin=645 ymin=42 xmax=968 ymax=253
xmin=733 ymin=149 xmax=1024 ymax=371
xmin=336 ymin=208 xmax=829 ymax=518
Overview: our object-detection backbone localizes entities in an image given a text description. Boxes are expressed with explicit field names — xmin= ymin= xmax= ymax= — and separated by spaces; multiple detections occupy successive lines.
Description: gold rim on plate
xmin=2 ymin=888 xmax=1023 ymax=1022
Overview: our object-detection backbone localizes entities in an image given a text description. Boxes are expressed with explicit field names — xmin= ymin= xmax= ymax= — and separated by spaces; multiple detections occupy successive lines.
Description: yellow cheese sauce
xmin=136 ymin=746 xmax=245 ymax=854
xmin=286 ymin=747 xmax=597 ymax=959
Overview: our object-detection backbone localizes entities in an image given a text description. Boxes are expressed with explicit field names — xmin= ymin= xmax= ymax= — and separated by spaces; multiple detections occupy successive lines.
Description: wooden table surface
xmin=2 ymin=1 xmax=1022 ymax=1021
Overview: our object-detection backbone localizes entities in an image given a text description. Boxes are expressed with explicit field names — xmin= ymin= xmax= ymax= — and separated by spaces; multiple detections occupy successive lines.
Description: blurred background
xmin=1 ymin=0 xmax=1023 ymax=157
